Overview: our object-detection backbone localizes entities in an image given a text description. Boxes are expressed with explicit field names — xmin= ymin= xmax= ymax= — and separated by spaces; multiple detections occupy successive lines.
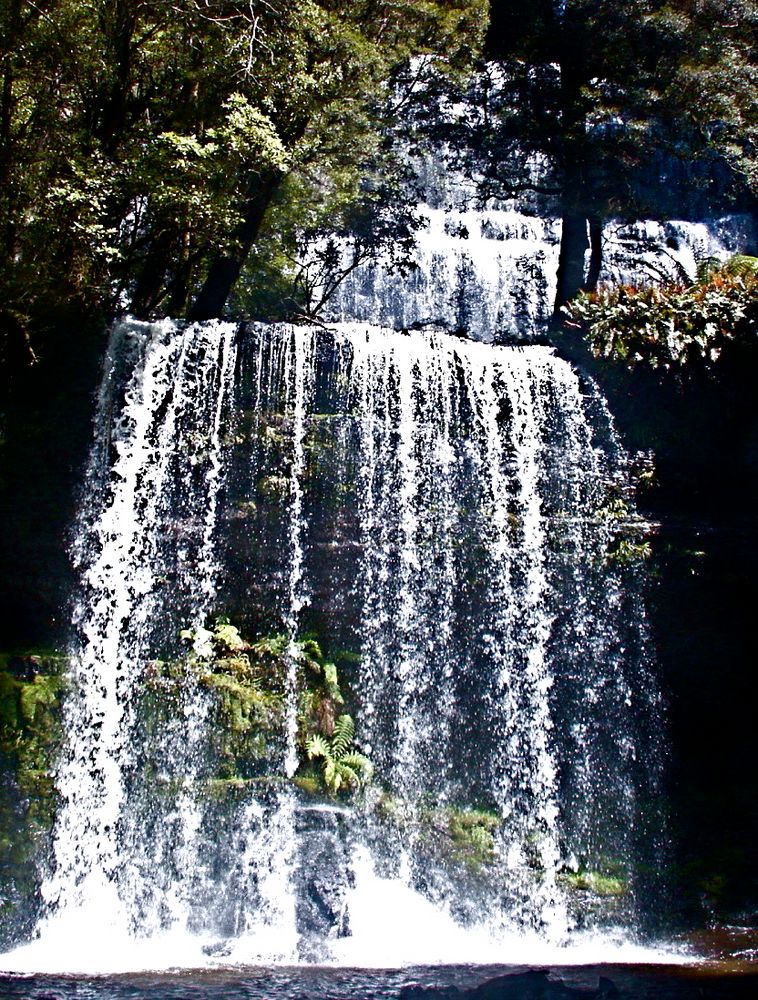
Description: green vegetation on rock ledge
xmin=431 ymin=806 xmax=500 ymax=873
xmin=305 ymin=714 xmax=373 ymax=796
xmin=0 ymin=654 xmax=67 ymax=941
xmin=375 ymin=795 xmax=501 ymax=876
xmin=558 ymin=870 xmax=628 ymax=898
xmin=176 ymin=618 xmax=372 ymax=798
xmin=565 ymin=256 xmax=758 ymax=372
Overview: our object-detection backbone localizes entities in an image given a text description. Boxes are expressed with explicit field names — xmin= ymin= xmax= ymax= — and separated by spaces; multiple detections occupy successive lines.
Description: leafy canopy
xmin=0 ymin=0 xmax=486 ymax=350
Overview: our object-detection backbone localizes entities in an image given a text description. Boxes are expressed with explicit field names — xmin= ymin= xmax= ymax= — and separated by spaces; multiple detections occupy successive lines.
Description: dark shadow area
xmin=0 ymin=311 xmax=107 ymax=650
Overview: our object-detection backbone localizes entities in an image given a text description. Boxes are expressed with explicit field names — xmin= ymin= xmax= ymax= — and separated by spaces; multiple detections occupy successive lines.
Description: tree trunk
xmin=188 ymin=172 xmax=280 ymax=322
xmin=95 ymin=0 xmax=136 ymax=156
xmin=554 ymin=209 xmax=588 ymax=314
xmin=553 ymin=22 xmax=599 ymax=316
xmin=129 ymin=229 xmax=176 ymax=319
xmin=585 ymin=214 xmax=603 ymax=292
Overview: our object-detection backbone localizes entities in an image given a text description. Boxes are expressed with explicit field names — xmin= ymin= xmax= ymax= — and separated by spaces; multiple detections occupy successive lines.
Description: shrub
xmin=565 ymin=256 xmax=758 ymax=370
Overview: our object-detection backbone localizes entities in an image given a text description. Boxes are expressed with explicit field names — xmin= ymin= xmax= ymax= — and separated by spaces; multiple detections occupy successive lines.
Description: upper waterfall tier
xmin=317 ymin=206 xmax=755 ymax=342
xmin=321 ymin=207 xmax=561 ymax=339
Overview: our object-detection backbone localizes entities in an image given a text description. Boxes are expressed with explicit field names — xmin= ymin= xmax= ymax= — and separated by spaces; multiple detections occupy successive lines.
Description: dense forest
xmin=0 ymin=1 xmax=485 ymax=354
xmin=0 ymin=0 xmax=756 ymax=360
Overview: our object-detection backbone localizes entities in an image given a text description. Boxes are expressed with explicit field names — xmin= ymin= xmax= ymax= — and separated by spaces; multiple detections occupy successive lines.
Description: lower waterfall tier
xmin=0 ymin=320 xmax=673 ymax=972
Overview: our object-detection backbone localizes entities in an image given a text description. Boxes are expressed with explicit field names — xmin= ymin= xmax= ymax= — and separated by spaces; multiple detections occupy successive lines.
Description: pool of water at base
xmin=2 ymin=961 xmax=758 ymax=1000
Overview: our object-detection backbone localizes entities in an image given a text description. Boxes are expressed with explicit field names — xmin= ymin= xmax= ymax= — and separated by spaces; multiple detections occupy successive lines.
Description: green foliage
xmin=177 ymin=618 xmax=369 ymax=793
xmin=606 ymin=539 xmax=653 ymax=566
xmin=595 ymin=498 xmax=631 ymax=521
xmin=565 ymin=256 xmax=758 ymax=371
xmin=0 ymin=657 xmax=65 ymax=795
xmin=180 ymin=616 xmax=250 ymax=659
xmin=373 ymin=795 xmax=501 ymax=874
xmin=212 ymin=618 xmax=249 ymax=654
xmin=0 ymin=0 xmax=486 ymax=340
xmin=558 ymin=869 xmax=628 ymax=897
xmin=199 ymin=666 xmax=283 ymax=778
xmin=306 ymin=714 xmax=373 ymax=796
xmin=0 ymin=656 xmax=66 ymax=937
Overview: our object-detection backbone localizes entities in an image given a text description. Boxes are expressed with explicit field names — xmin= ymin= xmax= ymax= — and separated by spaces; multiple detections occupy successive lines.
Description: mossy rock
xmin=293 ymin=774 xmax=324 ymax=797
xmin=0 ymin=655 xmax=66 ymax=946
xmin=558 ymin=870 xmax=628 ymax=897
xmin=436 ymin=807 xmax=500 ymax=871
xmin=376 ymin=800 xmax=502 ymax=875
xmin=0 ymin=658 xmax=66 ymax=774
xmin=200 ymin=776 xmax=287 ymax=802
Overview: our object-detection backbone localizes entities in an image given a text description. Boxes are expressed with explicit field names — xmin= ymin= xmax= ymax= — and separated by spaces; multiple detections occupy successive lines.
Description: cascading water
xmin=0 ymin=310 xmax=675 ymax=974
xmin=322 ymin=206 xmax=561 ymax=339
xmin=27 ymin=318 xmax=240 ymax=962
xmin=320 ymin=205 xmax=755 ymax=340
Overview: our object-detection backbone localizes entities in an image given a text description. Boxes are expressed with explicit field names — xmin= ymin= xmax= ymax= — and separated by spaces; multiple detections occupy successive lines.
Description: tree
xmin=187 ymin=0 xmax=487 ymax=320
xmin=464 ymin=0 xmax=758 ymax=313
xmin=0 ymin=0 xmax=487 ymax=355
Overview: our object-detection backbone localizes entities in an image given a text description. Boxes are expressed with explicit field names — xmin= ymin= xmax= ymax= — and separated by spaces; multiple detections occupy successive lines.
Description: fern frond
xmin=324 ymin=758 xmax=338 ymax=791
xmin=306 ymin=733 xmax=330 ymax=760
xmin=341 ymin=753 xmax=374 ymax=784
xmin=724 ymin=254 xmax=758 ymax=277
xmin=331 ymin=714 xmax=355 ymax=757
xmin=696 ymin=255 xmax=721 ymax=284
xmin=334 ymin=762 xmax=360 ymax=789
xmin=323 ymin=661 xmax=344 ymax=703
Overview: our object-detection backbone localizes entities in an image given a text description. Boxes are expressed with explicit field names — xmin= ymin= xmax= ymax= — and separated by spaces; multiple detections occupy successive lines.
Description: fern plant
xmin=565 ymin=253 xmax=758 ymax=371
xmin=305 ymin=714 xmax=373 ymax=796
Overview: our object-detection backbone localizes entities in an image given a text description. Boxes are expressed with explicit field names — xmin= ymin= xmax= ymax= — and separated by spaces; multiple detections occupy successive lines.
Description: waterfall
xmin=0 ymin=313 xmax=673 ymax=973
xmin=322 ymin=207 xmax=561 ymax=339
xmin=27 ymin=319 xmax=239 ymax=960
xmin=320 ymin=205 xmax=755 ymax=338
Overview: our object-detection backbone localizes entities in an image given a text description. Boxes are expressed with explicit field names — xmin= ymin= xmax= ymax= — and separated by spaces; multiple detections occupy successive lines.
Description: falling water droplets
xmin=0 ymin=319 xmax=669 ymax=974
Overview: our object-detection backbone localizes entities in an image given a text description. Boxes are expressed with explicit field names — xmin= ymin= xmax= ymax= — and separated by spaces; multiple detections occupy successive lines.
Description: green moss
xmin=0 ymin=655 xmax=67 ymax=941
xmin=374 ymin=792 xmax=409 ymax=825
xmin=385 ymin=804 xmax=503 ymax=874
xmin=442 ymin=807 xmax=499 ymax=870
xmin=292 ymin=774 xmax=323 ymax=796
xmin=558 ymin=870 xmax=628 ymax=897
xmin=0 ymin=658 xmax=66 ymax=783
xmin=201 ymin=776 xmax=286 ymax=801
